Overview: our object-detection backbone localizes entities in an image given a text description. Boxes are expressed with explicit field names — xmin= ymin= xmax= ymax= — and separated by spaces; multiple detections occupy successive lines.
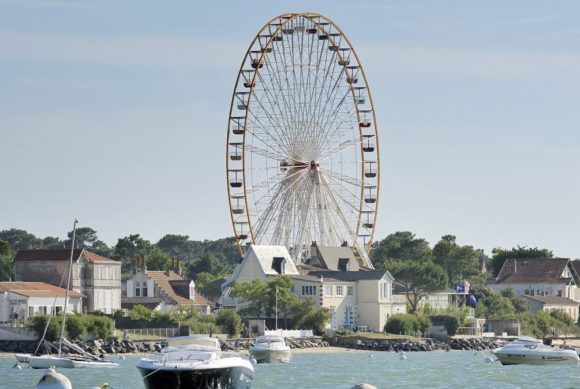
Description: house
xmin=523 ymin=295 xmax=579 ymax=323
xmin=123 ymin=258 xmax=211 ymax=314
xmin=305 ymin=270 xmax=406 ymax=331
xmin=14 ymin=249 xmax=121 ymax=314
xmin=220 ymin=244 xmax=406 ymax=331
xmin=487 ymin=258 xmax=578 ymax=301
xmin=0 ymin=281 xmax=83 ymax=323
xmin=219 ymin=245 xmax=300 ymax=307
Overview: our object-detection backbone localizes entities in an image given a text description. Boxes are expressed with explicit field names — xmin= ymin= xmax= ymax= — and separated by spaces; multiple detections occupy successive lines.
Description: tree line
xmin=0 ymin=227 xmax=240 ymax=297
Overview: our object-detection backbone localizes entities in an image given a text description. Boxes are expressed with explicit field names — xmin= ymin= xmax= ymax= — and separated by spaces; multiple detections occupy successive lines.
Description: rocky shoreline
xmin=335 ymin=337 xmax=503 ymax=352
xmin=0 ymin=336 xmax=502 ymax=356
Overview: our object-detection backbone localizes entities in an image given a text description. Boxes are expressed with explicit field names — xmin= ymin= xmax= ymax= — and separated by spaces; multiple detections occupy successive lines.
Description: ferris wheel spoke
xmin=319 ymin=173 xmax=371 ymax=267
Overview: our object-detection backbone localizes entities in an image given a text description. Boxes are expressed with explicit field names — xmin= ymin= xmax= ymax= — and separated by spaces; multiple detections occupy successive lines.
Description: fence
xmin=124 ymin=327 xmax=181 ymax=339
xmin=456 ymin=327 xmax=483 ymax=337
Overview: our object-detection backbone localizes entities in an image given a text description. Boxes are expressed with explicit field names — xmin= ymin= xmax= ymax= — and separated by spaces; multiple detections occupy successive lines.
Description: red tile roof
xmin=0 ymin=281 xmax=84 ymax=298
xmin=14 ymin=249 xmax=117 ymax=264
xmin=146 ymin=271 xmax=211 ymax=307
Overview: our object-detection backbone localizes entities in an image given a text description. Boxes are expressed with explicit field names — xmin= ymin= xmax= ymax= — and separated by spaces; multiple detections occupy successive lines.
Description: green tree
xmin=145 ymin=246 xmax=172 ymax=271
xmin=389 ymin=260 xmax=448 ymax=314
xmin=156 ymin=234 xmax=192 ymax=261
xmin=265 ymin=276 xmax=295 ymax=328
xmin=185 ymin=253 xmax=230 ymax=280
xmin=490 ymin=246 xmax=553 ymax=277
xmin=66 ymin=226 xmax=98 ymax=248
xmin=130 ymin=304 xmax=154 ymax=321
xmin=231 ymin=279 xmax=269 ymax=319
xmin=371 ymin=231 xmax=432 ymax=268
xmin=0 ymin=240 xmax=14 ymax=281
xmin=42 ymin=236 xmax=64 ymax=249
xmin=0 ymin=228 xmax=42 ymax=252
xmin=433 ymin=235 xmax=482 ymax=286
xmin=113 ymin=234 xmax=151 ymax=277
xmin=85 ymin=315 xmax=114 ymax=339
xmin=215 ymin=309 xmax=243 ymax=337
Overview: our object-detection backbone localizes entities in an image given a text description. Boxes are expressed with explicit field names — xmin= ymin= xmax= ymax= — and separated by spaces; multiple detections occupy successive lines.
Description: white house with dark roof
xmin=306 ymin=270 xmax=406 ymax=331
xmin=220 ymin=245 xmax=299 ymax=307
xmin=123 ymin=258 xmax=211 ymax=314
xmin=487 ymin=258 xmax=578 ymax=301
xmin=523 ymin=295 xmax=579 ymax=323
xmin=14 ymin=249 xmax=121 ymax=314
xmin=0 ymin=281 xmax=83 ymax=323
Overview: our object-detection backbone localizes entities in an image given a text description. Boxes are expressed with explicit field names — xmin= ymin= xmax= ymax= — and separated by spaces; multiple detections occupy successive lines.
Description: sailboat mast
xmin=58 ymin=219 xmax=77 ymax=357
xmin=275 ymin=287 xmax=278 ymax=332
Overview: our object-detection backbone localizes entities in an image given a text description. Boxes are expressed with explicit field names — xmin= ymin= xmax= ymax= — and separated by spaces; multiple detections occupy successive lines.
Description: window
xmin=136 ymin=281 xmax=141 ymax=297
xmin=347 ymin=286 xmax=354 ymax=296
xmin=558 ymin=290 xmax=563 ymax=297
xmin=302 ymin=286 xmax=316 ymax=295
xmin=325 ymin=285 xmax=333 ymax=296
xmin=272 ymin=257 xmax=285 ymax=274
xmin=524 ymin=289 xmax=529 ymax=295
xmin=336 ymin=286 xmax=344 ymax=296
xmin=380 ymin=282 xmax=390 ymax=300
xmin=142 ymin=281 xmax=148 ymax=297
xmin=338 ymin=258 xmax=350 ymax=271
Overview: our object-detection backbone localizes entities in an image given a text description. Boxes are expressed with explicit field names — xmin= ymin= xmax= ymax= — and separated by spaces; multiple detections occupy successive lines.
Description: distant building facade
xmin=0 ymin=281 xmax=83 ymax=323
xmin=14 ymin=249 xmax=121 ymax=314
xmin=123 ymin=258 xmax=211 ymax=314
xmin=487 ymin=258 xmax=578 ymax=300
xmin=220 ymin=244 xmax=406 ymax=331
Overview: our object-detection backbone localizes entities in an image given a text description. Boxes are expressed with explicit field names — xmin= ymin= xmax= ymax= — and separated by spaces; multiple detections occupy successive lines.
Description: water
xmin=2 ymin=351 xmax=580 ymax=389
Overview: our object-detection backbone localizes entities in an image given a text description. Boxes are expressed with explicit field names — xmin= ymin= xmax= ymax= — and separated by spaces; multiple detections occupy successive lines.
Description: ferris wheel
xmin=226 ymin=12 xmax=380 ymax=268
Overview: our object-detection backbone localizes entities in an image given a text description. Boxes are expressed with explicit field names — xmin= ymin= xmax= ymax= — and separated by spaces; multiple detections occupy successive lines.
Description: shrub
xmin=384 ymin=314 xmax=431 ymax=335
xmin=28 ymin=315 xmax=61 ymax=341
xmin=430 ymin=315 xmax=459 ymax=336
xmin=86 ymin=315 xmax=115 ymax=339
xmin=65 ymin=315 xmax=86 ymax=341
xmin=215 ymin=309 xmax=243 ymax=337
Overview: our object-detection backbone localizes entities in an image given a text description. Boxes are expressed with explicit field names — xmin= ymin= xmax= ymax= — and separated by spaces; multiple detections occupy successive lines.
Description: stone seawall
xmin=334 ymin=337 xmax=502 ymax=352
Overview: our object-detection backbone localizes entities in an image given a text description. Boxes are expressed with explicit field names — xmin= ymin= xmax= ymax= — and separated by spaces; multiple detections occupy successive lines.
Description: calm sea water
xmin=2 ymin=351 xmax=579 ymax=389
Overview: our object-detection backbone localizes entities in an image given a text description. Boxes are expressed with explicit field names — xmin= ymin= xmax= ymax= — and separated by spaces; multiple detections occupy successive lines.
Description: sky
xmin=0 ymin=1 xmax=579 ymax=258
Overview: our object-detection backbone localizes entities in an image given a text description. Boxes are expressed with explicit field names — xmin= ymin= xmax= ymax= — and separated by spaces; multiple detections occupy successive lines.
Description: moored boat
xmin=492 ymin=336 xmax=579 ymax=365
xmin=137 ymin=336 xmax=254 ymax=389
xmin=249 ymin=335 xmax=292 ymax=364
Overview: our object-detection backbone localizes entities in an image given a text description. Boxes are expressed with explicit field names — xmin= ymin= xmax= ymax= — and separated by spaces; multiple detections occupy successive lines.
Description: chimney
xmin=173 ymin=257 xmax=181 ymax=275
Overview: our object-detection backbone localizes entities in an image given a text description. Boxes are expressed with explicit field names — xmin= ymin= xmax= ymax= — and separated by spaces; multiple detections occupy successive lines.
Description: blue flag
xmin=469 ymin=294 xmax=477 ymax=307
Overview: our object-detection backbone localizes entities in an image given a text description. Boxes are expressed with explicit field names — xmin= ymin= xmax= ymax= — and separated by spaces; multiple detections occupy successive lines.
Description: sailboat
xmin=16 ymin=220 xmax=118 ymax=369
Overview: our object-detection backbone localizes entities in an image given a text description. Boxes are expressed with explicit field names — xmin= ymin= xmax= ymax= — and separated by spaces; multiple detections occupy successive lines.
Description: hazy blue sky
xmin=1 ymin=1 xmax=579 ymax=258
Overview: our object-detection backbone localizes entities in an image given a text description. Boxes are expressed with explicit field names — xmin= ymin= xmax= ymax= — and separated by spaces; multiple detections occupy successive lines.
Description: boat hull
xmin=249 ymin=348 xmax=292 ymax=364
xmin=493 ymin=350 xmax=579 ymax=365
xmin=138 ymin=364 xmax=253 ymax=389
xmin=27 ymin=354 xmax=119 ymax=369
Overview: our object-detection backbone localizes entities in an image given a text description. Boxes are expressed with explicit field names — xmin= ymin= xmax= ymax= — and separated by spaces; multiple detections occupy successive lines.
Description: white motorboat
xmin=491 ymin=336 xmax=580 ymax=365
xmin=137 ymin=336 xmax=254 ymax=389
xmin=249 ymin=335 xmax=292 ymax=364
